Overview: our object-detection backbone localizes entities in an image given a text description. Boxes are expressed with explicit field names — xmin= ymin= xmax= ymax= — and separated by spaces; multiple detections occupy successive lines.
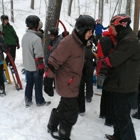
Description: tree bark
xmin=10 ymin=0 xmax=14 ymax=22
xmin=2 ymin=0 xmax=4 ymax=14
xmin=133 ymin=0 xmax=140 ymax=33
xmin=117 ymin=0 xmax=122 ymax=14
xmin=43 ymin=0 xmax=62 ymax=61
xmin=126 ymin=0 xmax=132 ymax=16
xmin=68 ymin=0 xmax=73 ymax=16
xmin=98 ymin=0 xmax=104 ymax=23
xmin=30 ymin=0 xmax=34 ymax=9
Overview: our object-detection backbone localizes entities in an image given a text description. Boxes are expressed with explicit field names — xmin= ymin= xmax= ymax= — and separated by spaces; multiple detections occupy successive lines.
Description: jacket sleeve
xmin=0 ymin=36 xmax=7 ymax=52
xmin=11 ymin=26 xmax=19 ymax=44
xmin=52 ymin=36 xmax=63 ymax=52
xmin=108 ymin=39 xmax=139 ymax=67
xmin=49 ymin=40 xmax=71 ymax=70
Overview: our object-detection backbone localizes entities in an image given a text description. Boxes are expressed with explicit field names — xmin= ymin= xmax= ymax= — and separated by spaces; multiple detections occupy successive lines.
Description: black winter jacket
xmin=0 ymin=36 xmax=7 ymax=61
xmin=103 ymin=27 xmax=140 ymax=93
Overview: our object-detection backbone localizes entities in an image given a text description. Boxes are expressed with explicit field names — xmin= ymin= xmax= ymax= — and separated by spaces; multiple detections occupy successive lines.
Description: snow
xmin=0 ymin=0 xmax=140 ymax=140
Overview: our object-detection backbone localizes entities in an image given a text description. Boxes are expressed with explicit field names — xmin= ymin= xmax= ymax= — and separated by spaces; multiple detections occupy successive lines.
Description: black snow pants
xmin=5 ymin=45 xmax=16 ymax=65
xmin=112 ymin=91 xmax=137 ymax=140
xmin=0 ymin=64 xmax=4 ymax=90
xmin=48 ymin=97 xmax=79 ymax=140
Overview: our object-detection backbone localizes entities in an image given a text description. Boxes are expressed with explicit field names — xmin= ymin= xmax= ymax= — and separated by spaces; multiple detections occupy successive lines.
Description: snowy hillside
xmin=0 ymin=0 xmax=140 ymax=140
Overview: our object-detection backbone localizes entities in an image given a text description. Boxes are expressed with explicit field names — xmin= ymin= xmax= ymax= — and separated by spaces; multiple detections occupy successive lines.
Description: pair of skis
xmin=4 ymin=52 xmax=22 ymax=90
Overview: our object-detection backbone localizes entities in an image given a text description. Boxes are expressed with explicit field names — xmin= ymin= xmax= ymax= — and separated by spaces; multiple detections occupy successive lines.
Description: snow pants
xmin=77 ymin=73 xmax=93 ymax=113
xmin=0 ymin=64 xmax=4 ymax=90
xmin=48 ymin=97 xmax=79 ymax=139
xmin=112 ymin=91 xmax=137 ymax=140
xmin=25 ymin=71 xmax=45 ymax=105
xmin=5 ymin=45 xmax=16 ymax=64
xmin=100 ymin=89 xmax=113 ymax=125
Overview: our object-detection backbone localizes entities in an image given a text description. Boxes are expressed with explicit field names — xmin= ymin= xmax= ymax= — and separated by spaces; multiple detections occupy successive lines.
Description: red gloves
xmin=35 ymin=57 xmax=45 ymax=75
xmin=17 ymin=43 xmax=20 ymax=49
xmin=48 ymin=45 xmax=52 ymax=52
xmin=96 ymin=57 xmax=112 ymax=76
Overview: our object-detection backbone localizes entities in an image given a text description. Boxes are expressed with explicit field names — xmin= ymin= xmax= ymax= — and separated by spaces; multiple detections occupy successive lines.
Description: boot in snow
xmin=0 ymin=86 xmax=6 ymax=97
xmin=105 ymin=134 xmax=117 ymax=140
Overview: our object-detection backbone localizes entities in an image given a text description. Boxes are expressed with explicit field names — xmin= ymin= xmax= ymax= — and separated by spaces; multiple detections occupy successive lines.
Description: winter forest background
xmin=0 ymin=0 xmax=140 ymax=140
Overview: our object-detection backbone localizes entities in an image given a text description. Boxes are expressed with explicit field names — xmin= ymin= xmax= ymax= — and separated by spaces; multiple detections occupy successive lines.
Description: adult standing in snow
xmin=0 ymin=15 xmax=20 ymax=64
xmin=97 ymin=14 xmax=140 ymax=140
xmin=95 ymin=19 xmax=108 ymax=42
xmin=22 ymin=15 xmax=46 ymax=107
xmin=45 ymin=15 xmax=96 ymax=140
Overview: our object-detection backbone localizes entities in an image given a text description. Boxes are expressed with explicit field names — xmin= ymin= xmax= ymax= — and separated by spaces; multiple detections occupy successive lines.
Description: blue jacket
xmin=95 ymin=23 xmax=107 ymax=35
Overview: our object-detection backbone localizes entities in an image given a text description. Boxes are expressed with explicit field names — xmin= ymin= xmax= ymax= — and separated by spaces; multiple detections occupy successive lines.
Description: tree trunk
xmin=94 ymin=0 xmax=97 ymax=19
xmin=98 ymin=0 xmax=104 ymax=23
xmin=133 ymin=0 xmax=140 ymax=33
xmin=2 ymin=0 xmax=4 ymax=14
xmin=117 ymin=0 xmax=122 ymax=14
xmin=30 ymin=0 xmax=34 ymax=9
xmin=68 ymin=0 xmax=73 ymax=16
xmin=10 ymin=0 xmax=14 ymax=22
xmin=77 ymin=0 xmax=80 ymax=15
xmin=43 ymin=0 xmax=62 ymax=61
xmin=112 ymin=0 xmax=120 ymax=17
xmin=126 ymin=0 xmax=132 ymax=16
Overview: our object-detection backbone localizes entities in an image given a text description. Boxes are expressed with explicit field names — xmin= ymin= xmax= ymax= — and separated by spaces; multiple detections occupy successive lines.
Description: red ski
xmin=5 ymin=52 xmax=23 ymax=90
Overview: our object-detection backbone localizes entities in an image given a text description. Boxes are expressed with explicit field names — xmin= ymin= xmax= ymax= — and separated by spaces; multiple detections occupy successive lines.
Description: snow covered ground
xmin=0 ymin=0 xmax=140 ymax=140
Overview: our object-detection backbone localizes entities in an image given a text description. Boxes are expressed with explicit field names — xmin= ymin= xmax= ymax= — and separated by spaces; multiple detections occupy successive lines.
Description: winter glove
xmin=48 ymin=45 xmax=52 ymax=52
xmin=96 ymin=57 xmax=112 ymax=76
xmin=35 ymin=57 xmax=45 ymax=76
xmin=48 ymin=63 xmax=56 ymax=74
xmin=16 ymin=43 xmax=20 ymax=49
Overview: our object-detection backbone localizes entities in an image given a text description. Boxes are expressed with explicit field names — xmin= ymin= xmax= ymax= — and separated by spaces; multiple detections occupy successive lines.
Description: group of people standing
xmin=0 ymin=13 xmax=140 ymax=140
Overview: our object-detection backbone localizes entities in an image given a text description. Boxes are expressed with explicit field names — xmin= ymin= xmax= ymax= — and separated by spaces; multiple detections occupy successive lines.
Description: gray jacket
xmin=52 ymin=35 xmax=63 ymax=51
xmin=22 ymin=29 xmax=44 ymax=71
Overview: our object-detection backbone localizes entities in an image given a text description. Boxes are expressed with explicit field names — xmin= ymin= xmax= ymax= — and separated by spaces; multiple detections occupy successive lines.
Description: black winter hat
xmin=26 ymin=15 xmax=40 ymax=29
xmin=48 ymin=27 xmax=58 ymax=37
xmin=75 ymin=15 xmax=96 ymax=36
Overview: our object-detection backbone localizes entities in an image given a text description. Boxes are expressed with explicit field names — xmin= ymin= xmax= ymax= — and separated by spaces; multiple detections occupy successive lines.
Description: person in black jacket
xmin=0 ymin=33 xmax=7 ymax=96
xmin=137 ymin=30 xmax=140 ymax=40
xmin=131 ymin=30 xmax=140 ymax=119
xmin=97 ymin=14 xmax=140 ymax=140
xmin=78 ymin=40 xmax=96 ymax=115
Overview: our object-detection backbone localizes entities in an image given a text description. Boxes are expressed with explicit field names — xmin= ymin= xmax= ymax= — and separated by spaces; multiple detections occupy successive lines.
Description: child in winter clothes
xmin=22 ymin=15 xmax=46 ymax=107
xmin=0 ymin=34 xmax=7 ymax=96
xmin=95 ymin=19 xmax=108 ymax=42
xmin=0 ymin=15 xmax=20 ymax=65
xmin=96 ymin=28 xmax=116 ymax=126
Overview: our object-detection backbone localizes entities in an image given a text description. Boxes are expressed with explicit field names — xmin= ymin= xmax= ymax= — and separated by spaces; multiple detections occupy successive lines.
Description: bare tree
xmin=133 ymin=0 xmax=140 ymax=33
xmin=10 ymin=0 xmax=14 ymax=22
xmin=117 ymin=0 xmax=122 ymax=14
xmin=98 ymin=0 xmax=103 ymax=23
xmin=2 ymin=0 xmax=4 ymax=14
xmin=43 ymin=0 xmax=62 ymax=60
xmin=112 ymin=0 xmax=120 ymax=17
xmin=30 ymin=0 xmax=34 ymax=9
xmin=126 ymin=0 xmax=132 ymax=16
xmin=68 ymin=0 xmax=73 ymax=16
xmin=77 ymin=0 xmax=80 ymax=15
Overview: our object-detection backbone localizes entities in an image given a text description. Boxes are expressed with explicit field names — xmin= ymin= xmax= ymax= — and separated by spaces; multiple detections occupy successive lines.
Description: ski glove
xmin=35 ymin=57 xmax=45 ymax=76
xmin=48 ymin=63 xmax=56 ymax=74
xmin=96 ymin=57 xmax=112 ymax=76
xmin=16 ymin=43 xmax=20 ymax=49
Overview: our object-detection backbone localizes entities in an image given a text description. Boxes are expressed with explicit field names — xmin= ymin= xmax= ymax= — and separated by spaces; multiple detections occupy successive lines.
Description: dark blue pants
xmin=25 ymin=71 xmax=45 ymax=105
xmin=112 ymin=92 xmax=137 ymax=140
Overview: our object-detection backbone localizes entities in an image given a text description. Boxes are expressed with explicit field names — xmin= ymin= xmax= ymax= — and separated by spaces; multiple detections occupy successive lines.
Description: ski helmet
xmin=110 ymin=14 xmax=131 ymax=33
xmin=26 ymin=15 xmax=40 ymax=29
xmin=1 ymin=15 xmax=9 ymax=22
xmin=48 ymin=27 xmax=58 ymax=37
xmin=75 ymin=15 xmax=96 ymax=36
